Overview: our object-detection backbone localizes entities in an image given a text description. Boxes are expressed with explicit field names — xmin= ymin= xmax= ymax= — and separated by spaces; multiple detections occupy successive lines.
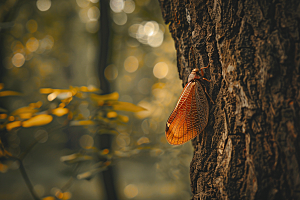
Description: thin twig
xmin=20 ymin=125 xmax=65 ymax=160
xmin=17 ymin=124 xmax=66 ymax=199
xmin=60 ymin=163 xmax=80 ymax=192
xmin=18 ymin=160 xmax=40 ymax=200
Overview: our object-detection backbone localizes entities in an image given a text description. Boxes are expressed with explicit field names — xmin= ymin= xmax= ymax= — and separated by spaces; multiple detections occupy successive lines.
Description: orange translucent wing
xmin=165 ymin=80 xmax=209 ymax=145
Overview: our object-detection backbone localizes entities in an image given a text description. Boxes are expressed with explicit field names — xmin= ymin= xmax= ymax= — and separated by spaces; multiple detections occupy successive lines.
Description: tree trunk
xmin=159 ymin=0 xmax=300 ymax=199
xmin=97 ymin=0 xmax=119 ymax=199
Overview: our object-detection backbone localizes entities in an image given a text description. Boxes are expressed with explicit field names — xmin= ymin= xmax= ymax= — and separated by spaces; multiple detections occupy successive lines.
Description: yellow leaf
xmin=56 ymin=191 xmax=63 ymax=199
xmin=8 ymin=116 xmax=14 ymax=121
xmin=0 ymin=163 xmax=8 ymax=173
xmin=59 ymin=103 xmax=65 ymax=107
xmin=112 ymin=101 xmax=146 ymax=112
xmin=104 ymin=161 xmax=111 ymax=166
xmin=0 ymin=114 xmax=7 ymax=119
xmin=52 ymin=108 xmax=69 ymax=117
xmin=0 ymin=139 xmax=12 ymax=158
xmin=11 ymin=106 xmax=38 ymax=116
xmin=39 ymin=88 xmax=53 ymax=94
xmin=68 ymin=112 xmax=73 ymax=120
xmin=42 ymin=196 xmax=56 ymax=200
xmin=137 ymin=137 xmax=150 ymax=145
xmin=0 ymin=83 xmax=4 ymax=90
xmin=90 ymin=92 xmax=119 ymax=104
xmin=152 ymin=82 xmax=165 ymax=89
xmin=62 ymin=192 xmax=72 ymax=200
xmin=70 ymin=120 xmax=95 ymax=126
xmin=22 ymin=114 xmax=53 ymax=128
xmin=107 ymin=111 xmax=117 ymax=118
xmin=0 ymin=91 xmax=22 ymax=97
xmin=6 ymin=121 xmax=22 ymax=131
xmin=86 ymin=85 xmax=99 ymax=92
xmin=19 ymin=113 xmax=33 ymax=119
xmin=41 ymin=88 xmax=76 ymax=101
xmin=60 ymin=153 xmax=93 ymax=164
xmin=56 ymin=92 xmax=73 ymax=100
xmin=101 ymin=149 xmax=110 ymax=155
xmin=79 ymin=86 xmax=99 ymax=93
xmin=47 ymin=92 xmax=58 ymax=101
xmin=54 ymin=89 xmax=72 ymax=93
xmin=29 ymin=101 xmax=42 ymax=108
xmin=80 ymin=86 xmax=88 ymax=92
xmin=61 ymin=97 xmax=73 ymax=104
xmin=117 ymin=115 xmax=129 ymax=123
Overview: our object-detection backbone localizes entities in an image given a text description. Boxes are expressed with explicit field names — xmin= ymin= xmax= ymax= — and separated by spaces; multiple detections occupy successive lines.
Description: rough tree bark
xmin=159 ymin=0 xmax=300 ymax=199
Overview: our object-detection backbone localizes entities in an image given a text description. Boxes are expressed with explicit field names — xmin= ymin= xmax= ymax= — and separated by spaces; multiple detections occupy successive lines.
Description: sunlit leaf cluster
xmin=0 ymin=82 xmax=146 ymax=198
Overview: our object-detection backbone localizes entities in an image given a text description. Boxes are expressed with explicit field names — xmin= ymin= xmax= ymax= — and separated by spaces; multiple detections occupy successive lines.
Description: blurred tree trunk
xmin=97 ymin=0 xmax=119 ymax=200
xmin=159 ymin=0 xmax=300 ymax=199
xmin=0 ymin=0 xmax=20 ymax=83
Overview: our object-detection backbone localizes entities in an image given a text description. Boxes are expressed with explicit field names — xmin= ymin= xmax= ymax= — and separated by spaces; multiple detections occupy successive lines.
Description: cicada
xmin=165 ymin=66 xmax=213 ymax=145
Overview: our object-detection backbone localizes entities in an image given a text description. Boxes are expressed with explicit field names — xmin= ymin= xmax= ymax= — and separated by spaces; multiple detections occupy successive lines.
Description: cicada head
xmin=188 ymin=68 xmax=201 ymax=82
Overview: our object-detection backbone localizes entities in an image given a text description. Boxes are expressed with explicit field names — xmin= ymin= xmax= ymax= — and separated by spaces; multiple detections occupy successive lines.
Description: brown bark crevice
xmin=159 ymin=0 xmax=300 ymax=199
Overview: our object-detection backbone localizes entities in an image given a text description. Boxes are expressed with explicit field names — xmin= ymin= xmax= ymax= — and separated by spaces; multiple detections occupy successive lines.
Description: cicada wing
xmin=165 ymin=80 xmax=209 ymax=145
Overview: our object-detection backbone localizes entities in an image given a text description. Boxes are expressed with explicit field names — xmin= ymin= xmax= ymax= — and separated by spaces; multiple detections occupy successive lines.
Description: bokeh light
xmin=148 ymin=29 xmax=164 ymax=47
xmin=79 ymin=9 xmax=89 ymax=23
xmin=26 ymin=37 xmax=39 ymax=52
xmin=26 ymin=20 xmax=38 ymax=33
xmin=40 ymin=35 xmax=54 ymax=51
xmin=86 ymin=21 xmax=99 ymax=33
xmin=128 ymin=21 xmax=164 ymax=47
xmin=87 ymin=6 xmax=100 ymax=21
xmin=123 ymin=0 xmax=135 ymax=13
xmin=11 ymin=41 xmax=25 ymax=54
xmin=33 ymin=184 xmax=45 ymax=197
xmin=113 ymin=12 xmax=127 ymax=25
xmin=153 ymin=62 xmax=169 ymax=79
xmin=34 ymin=129 xmax=48 ymax=143
xmin=12 ymin=53 xmax=25 ymax=67
xmin=79 ymin=134 xmax=94 ymax=148
xmin=36 ymin=0 xmax=52 ymax=11
xmin=76 ymin=0 xmax=90 ymax=8
xmin=110 ymin=0 xmax=124 ymax=13
xmin=124 ymin=56 xmax=138 ymax=73
xmin=116 ymin=133 xmax=130 ymax=147
xmin=124 ymin=184 xmax=139 ymax=199
xmin=104 ymin=64 xmax=118 ymax=80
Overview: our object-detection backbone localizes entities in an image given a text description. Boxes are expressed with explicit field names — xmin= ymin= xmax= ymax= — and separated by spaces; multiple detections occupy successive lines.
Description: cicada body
xmin=165 ymin=68 xmax=210 ymax=145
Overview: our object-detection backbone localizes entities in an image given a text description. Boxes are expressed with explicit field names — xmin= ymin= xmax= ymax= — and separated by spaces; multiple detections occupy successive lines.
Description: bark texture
xmin=159 ymin=0 xmax=300 ymax=199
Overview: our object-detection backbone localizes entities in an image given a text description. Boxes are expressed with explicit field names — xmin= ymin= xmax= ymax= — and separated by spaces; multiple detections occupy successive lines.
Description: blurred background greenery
xmin=0 ymin=0 xmax=193 ymax=199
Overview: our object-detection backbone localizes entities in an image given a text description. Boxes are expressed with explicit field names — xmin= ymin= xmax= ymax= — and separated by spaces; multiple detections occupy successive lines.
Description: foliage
xmin=0 ymin=83 xmax=145 ymax=199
